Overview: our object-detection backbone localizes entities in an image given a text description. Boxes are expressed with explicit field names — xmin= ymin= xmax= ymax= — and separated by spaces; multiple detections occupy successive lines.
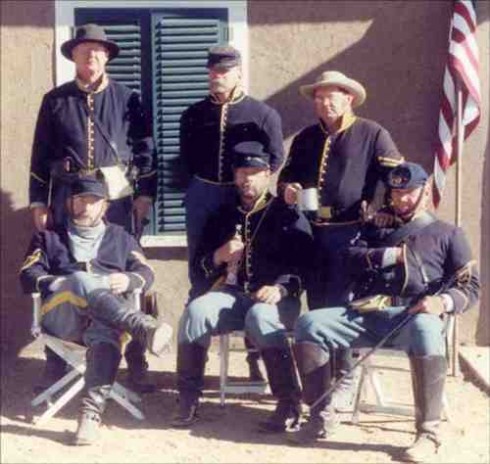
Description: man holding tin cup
xmin=278 ymin=70 xmax=403 ymax=411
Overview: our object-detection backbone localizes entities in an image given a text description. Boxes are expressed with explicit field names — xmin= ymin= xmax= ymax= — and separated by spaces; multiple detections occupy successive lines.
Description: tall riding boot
xmin=258 ymin=346 xmax=302 ymax=433
xmin=171 ymin=343 xmax=207 ymax=428
xmin=245 ymin=336 xmax=265 ymax=382
xmin=401 ymin=355 xmax=447 ymax=463
xmin=331 ymin=348 xmax=360 ymax=412
xmin=88 ymin=289 xmax=172 ymax=356
xmin=34 ymin=346 xmax=67 ymax=395
xmin=289 ymin=341 xmax=338 ymax=444
xmin=124 ymin=340 xmax=156 ymax=394
xmin=73 ymin=343 xmax=121 ymax=446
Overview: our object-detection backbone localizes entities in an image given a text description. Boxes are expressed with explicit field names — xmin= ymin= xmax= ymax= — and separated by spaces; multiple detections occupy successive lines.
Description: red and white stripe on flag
xmin=433 ymin=0 xmax=481 ymax=207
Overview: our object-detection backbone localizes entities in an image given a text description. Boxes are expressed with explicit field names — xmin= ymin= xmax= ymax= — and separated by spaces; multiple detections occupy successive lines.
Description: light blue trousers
xmin=178 ymin=287 xmax=301 ymax=350
xmin=295 ymin=306 xmax=446 ymax=357
xmin=41 ymin=271 xmax=132 ymax=350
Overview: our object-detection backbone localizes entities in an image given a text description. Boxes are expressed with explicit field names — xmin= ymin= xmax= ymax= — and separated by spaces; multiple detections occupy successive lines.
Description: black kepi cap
xmin=232 ymin=141 xmax=270 ymax=169
xmin=207 ymin=45 xmax=241 ymax=69
xmin=70 ymin=176 xmax=108 ymax=199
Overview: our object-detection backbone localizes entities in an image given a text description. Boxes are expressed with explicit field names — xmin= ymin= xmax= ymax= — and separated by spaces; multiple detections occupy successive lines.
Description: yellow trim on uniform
xmin=312 ymin=219 xmax=361 ymax=227
xmin=75 ymin=73 xmax=109 ymax=94
xmin=20 ymin=249 xmax=43 ymax=272
xmin=30 ymin=172 xmax=48 ymax=184
xmin=237 ymin=190 xmax=271 ymax=216
xmin=194 ymin=175 xmax=235 ymax=186
xmin=400 ymin=244 xmax=409 ymax=295
xmin=41 ymin=291 xmax=88 ymax=316
xmin=138 ymin=170 xmax=157 ymax=179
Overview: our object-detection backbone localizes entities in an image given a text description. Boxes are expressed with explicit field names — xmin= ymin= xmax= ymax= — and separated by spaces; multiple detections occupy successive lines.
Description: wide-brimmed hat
xmin=61 ymin=24 xmax=119 ymax=61
xmin=299 ymin=70 xmax=366 ymax=107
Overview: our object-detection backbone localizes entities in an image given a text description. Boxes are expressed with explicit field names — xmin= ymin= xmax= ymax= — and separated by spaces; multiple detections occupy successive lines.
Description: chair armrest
xmin=31 ymin=293 xmax=42 ymax=338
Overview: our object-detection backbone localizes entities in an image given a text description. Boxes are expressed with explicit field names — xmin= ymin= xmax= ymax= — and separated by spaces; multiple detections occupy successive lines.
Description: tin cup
xmin=299 ymin=187 xmax=319 ymax=212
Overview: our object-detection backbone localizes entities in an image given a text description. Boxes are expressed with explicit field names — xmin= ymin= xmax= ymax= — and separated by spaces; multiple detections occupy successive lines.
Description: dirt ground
xmin=1 ymin=338 xmax=489 ymax=464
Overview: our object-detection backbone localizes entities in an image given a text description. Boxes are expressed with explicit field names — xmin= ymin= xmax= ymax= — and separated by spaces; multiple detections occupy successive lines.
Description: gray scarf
xmin=67 ymin=220 xmax=107 ymax=263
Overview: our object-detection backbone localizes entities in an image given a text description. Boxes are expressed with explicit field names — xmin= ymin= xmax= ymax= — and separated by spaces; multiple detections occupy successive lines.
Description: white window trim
xmin=55 ymin=0 xmax=248 ymax=248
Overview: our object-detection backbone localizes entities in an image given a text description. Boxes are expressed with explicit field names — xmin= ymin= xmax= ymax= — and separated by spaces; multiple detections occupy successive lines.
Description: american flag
xmin=433 ymin=0 xmax=481 ymax=207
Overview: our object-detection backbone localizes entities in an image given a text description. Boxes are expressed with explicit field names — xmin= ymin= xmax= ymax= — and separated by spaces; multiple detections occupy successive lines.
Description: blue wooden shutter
xmin=104 ymin=24 xmax=142 ymax=93
xmin=151 ymin=11 xmax=228 ymax=235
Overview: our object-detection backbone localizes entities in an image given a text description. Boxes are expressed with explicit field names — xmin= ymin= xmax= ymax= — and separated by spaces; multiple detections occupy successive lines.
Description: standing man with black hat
xmin=20 ymin=176 xmax=172 ymax=445
xmin=278 ymin=70 xmax=404 ymax=410
xmin=29 ymin=23 xmax=157 ymax=393
xmin=172 ymin=141 xmax=313 ymax=432
xmin=180 ymin=45 xmax=285 ymax=381
xmin=290 ymin=162 xmax=480 ymax=463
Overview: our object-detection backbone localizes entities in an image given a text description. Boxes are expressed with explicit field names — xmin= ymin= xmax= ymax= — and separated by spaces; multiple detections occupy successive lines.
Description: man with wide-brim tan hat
xmin=299 ymin=70 xmax=367 ymax=108
xmin=278 ymin=70 xmax=403 ymax=425
xmin=29 ymin=23 xmax=158 ymax=395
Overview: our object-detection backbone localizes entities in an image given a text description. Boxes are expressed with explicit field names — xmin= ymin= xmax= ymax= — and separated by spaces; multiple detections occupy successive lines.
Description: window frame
xmin=54 ymin=0 xmax=248 ymax=247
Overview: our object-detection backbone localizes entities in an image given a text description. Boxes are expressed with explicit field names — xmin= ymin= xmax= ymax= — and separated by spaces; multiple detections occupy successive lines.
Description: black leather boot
xmin=33 ymin=346 xmax=67 ymax=395
xmin=73 ymin=343 xmax=121 ymax=446
xmin=244 ymin=337 xmax=265 ymax=382
xmin=289 ymin=341 xmax=338 ymax=444
xmin=124 ymin=340 xmax=156 ymax=394
xmin=88 ymin=290 xmax=172 ymax=356
xmin=171 ymin=343 xmax=207 ymax=428
xmin=258 ymin=346 xmax=301 ymax=433
xmin=401 ymin=355 xmax=447 ymax=462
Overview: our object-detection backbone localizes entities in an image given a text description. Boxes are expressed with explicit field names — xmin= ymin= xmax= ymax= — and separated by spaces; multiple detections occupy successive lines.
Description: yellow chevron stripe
xmin=41 ymin=291 xmax=88 ymax=316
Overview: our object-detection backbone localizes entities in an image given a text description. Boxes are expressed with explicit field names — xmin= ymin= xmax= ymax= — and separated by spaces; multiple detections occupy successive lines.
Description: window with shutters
xmin=56 ymin=1 xmax=248 ymax=246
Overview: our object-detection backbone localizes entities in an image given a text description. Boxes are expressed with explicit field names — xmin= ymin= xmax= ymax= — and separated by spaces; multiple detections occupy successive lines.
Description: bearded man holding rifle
xmin=289 ymin=162 xmax=480 ymax=463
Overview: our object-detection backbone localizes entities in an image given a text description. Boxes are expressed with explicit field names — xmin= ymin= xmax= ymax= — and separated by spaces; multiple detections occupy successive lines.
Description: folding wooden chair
xmin=30 ymin=291 xmax=145 ymax=426
xmin=351 ymin=314 xmax=454 ymax=424
xmin=218 ymin=331 xmax=268 ymax=406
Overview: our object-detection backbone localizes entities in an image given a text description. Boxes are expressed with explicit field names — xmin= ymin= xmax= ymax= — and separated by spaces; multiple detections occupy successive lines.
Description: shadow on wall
xmin=251 ymin=0 xmax=455 ymax=173
xmin=0 ymin=190 xmax=34 ymax=362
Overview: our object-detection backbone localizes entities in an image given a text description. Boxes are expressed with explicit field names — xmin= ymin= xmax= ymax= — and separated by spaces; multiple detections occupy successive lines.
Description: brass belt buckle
xmin=318 ymin=206 xmax=333 ymax=220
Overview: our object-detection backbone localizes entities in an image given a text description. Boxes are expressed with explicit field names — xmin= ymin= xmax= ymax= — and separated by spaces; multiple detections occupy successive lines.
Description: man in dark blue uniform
xmin=29 ymin=24 xmax=157 ymax=392
xmin=290 ymin=162 xmax=480 ymax=462
xmin=278 ymin=70 xmax=404 ymax=410
xmin=180 ymin=45 xmax=285 ymax=381
xmin=172 ymin=141 xmax=313 ymax=432
xmin=20 ymin=177 xmax=172 ymax=445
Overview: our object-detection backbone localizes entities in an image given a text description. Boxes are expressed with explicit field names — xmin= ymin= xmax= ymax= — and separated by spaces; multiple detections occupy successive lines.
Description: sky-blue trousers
xmin=178 ymin=286 xmax=301 ymax=350
xmin=295 ymin=306 xmax=446 ymax=357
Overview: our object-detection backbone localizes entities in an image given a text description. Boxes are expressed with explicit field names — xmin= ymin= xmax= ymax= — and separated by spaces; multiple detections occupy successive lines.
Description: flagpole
xmin=452 ymin=78 xmax=464 ymax=377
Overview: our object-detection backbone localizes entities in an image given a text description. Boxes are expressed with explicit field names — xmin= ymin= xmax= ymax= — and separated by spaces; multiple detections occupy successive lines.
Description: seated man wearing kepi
xmin=19 ymin=176 xmax=172 ymax=446
xmin=290 ymin=162 xmax=480 ymax=462
xmin=172 ymin=141 xmax=313 ymax=432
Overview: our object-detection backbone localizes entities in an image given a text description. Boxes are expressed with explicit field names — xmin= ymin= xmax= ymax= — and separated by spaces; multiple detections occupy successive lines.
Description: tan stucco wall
xmin=1 ymin=0 xmax=488 ymax=360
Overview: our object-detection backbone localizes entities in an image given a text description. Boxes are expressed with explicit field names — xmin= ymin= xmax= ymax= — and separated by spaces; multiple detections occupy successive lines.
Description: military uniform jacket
xmin=345 ymin=214 xmax=480 ymax=313
xmin=29 ymin=77 xmax=156 ymax=205
xmin=20 ymin=223 xmax=155 ymax=297
xmin=180 ymin=92 xmax=284 ymax=184
xmin=196 ymin=194 xmax=313 ymax=297
xmin=279 ymin=115 xmax=403 ymax=222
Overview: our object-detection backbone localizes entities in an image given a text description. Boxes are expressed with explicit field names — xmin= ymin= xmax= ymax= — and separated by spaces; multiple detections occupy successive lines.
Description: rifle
xmin=308 ymin=275 xmax=456 ymax=413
